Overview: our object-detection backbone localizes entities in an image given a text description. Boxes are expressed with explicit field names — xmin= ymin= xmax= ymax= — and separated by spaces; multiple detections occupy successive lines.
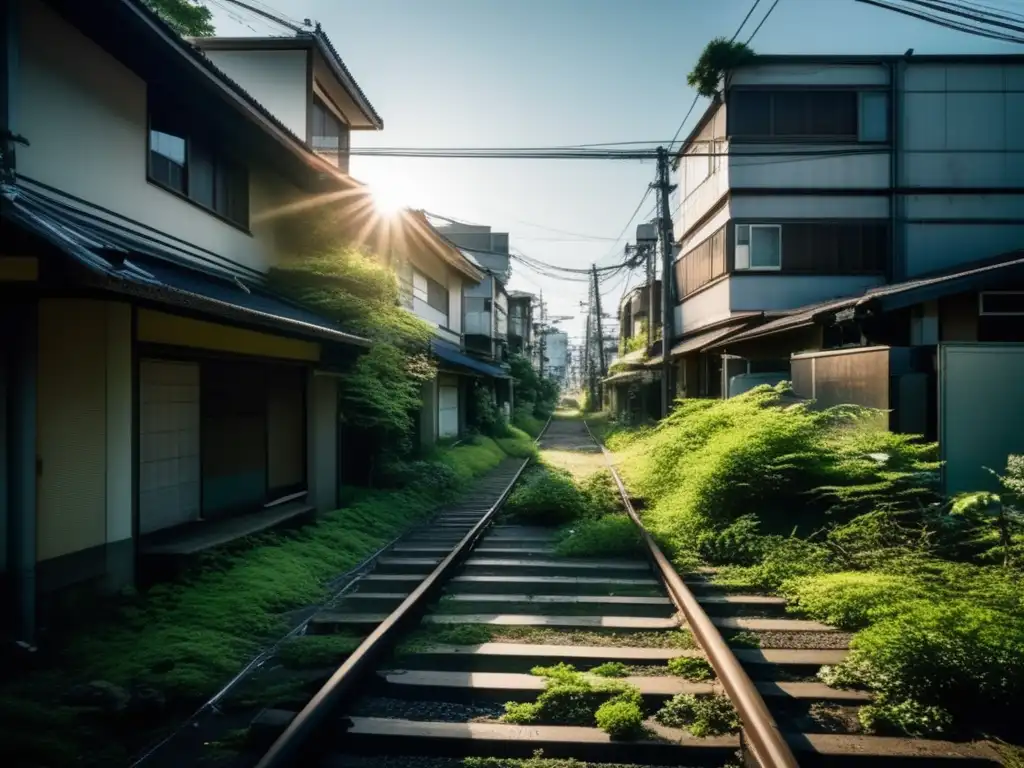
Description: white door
xmin=438 ymin=385 xmax=459 ymax=439
xmin=140 ymin=360 xmax=201 ymax=534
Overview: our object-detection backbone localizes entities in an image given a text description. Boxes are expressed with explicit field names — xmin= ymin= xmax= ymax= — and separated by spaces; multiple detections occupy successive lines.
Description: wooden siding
xmin=675 ymin=225 xmax=727 ymax=298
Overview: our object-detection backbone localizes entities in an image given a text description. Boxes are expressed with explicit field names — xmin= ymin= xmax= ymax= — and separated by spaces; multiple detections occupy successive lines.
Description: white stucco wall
xmin=17 ymin=0 xmax=302 ymax=277
xmin=201 ymin=48 xmax=310 ymax=140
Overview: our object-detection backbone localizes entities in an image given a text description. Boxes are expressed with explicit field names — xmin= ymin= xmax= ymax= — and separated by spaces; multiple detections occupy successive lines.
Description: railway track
xmin=244 ymin=417 xmax=1002 ymax=768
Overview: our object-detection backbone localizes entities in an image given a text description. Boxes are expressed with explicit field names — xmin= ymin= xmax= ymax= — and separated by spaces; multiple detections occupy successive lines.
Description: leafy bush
xmin=716 ymin=536 xmax=833 ymax=592
xmin=506 ymin=467 xmax=589 ymax=525
xmin=823 ymin=599 xmax=1024 ymax=736
xmin=503 ymin=663 xmax=645 ymax=737
xmin=470 ymin=380 xmax=511 ymax=438
xmin=654 ymin=693 xmax=739 ymax=736
xmin=782 ymin=571 xmax=925 ymax=630
xmin=696 ymin=515 xmax=768 ymax=566
xmin=687 ymin=38 xmax=756 ymax=97
xmin=555 ymin=516 xmax=642 ymax=558
xmin=667 ymin=656 xmax=714 ymax=681
xmin=594 ymin=697 xmax=645 ymax=739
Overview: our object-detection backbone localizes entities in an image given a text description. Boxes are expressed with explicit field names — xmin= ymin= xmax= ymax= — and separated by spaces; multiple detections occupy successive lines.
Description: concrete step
xmin=374 ymin=557 xmax=443 ymax=575
xmin=735 ymin=648 xmax=848 ymax=676
xmin=461 ymin=557 xmax=650 ymax=578
xmin=447 ymin=574 xmax=663 ymax=596
xmin=252 ymin=713 xmax=738 ymax=766
xmin=395 ymin=642 xmax=703 ymax=673
xmin=423 ymin=613 xmax=680 ymax=632
xmin=472 ymin=547 xmax=558 ymax=557
xmin=434 ymin=593 xmax=674 ymax=618
xmin=696 ymin=593 xmax=789 ymax=616
xmin=376 ymin=669 xmax=715 ymax=705
xmin=714 ymin=616 xmax=839 ymax=633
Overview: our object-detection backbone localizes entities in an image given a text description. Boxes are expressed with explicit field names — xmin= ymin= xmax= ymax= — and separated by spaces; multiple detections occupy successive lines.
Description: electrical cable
xmin=896 ymin=0 xmax=1024 ymax=33
xmin=853 ymin=0 xmax=1024 ymax=42
xmin=745 ymin=0 xmax=782 ymax=43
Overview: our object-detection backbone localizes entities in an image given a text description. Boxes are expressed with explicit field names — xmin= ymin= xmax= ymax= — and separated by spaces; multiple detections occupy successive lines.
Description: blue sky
xmin=206 ymin=0 xmax=1020 ymax=346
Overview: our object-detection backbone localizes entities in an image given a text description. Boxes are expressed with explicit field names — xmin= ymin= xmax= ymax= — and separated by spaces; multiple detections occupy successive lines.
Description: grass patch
xmin=276 ymin=633 xmax=363 ymax=669
xmin=0 ymin=434 xmax=533 ymax=768
xmin=654 ymin=693 xmax=739 ymax=737
xmin=667 ymin=656 xmax=714 ymax=680
xmin=591 ymin=662 xmax=629 ymax=678
xmin=555 ymin=515 xmax=643 ymax=559
xmin=725 ymin=631 xmax=761 ymax=648
xmin=464 ymin=750 xmax=670 ymax=768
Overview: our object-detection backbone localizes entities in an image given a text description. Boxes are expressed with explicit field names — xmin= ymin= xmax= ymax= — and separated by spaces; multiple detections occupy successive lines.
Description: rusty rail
xmin=254 ymin=416 xmax=551 ymax=768
xmin=583 ymin=419 xmax=799 ymax=768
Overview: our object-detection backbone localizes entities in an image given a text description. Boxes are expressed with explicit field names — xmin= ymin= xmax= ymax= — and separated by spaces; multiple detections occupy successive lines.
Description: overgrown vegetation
xmin=502 ymin=663 xmax=645 ymax=739
xmin=655 ymin=693 xmax=740 ymax=737
xmin=509 ymin=354 xmax=559 ymax=434
xmin=143 ymin=0 xmax=214 ymax=36
xmin=687 ymin=38 xmax=756 ymax=97
xmin=400 ymin=624 xmax=696 ymax=651
xmin=0 ymin=436 xmax=533 ymax=768
xmin=610 ymin=384 xmax=1024 ymax=740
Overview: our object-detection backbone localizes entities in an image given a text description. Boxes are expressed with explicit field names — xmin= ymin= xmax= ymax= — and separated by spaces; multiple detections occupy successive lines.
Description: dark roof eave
xmin=736 ymin=53 xmax=1024 ymax=66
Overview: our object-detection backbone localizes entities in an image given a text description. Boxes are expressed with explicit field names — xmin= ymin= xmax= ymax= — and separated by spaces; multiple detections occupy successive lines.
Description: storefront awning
xmin=431 ymin=339 xmax=508 ymax=378
xmin=4 ymin=188 xmax=370 ymax=348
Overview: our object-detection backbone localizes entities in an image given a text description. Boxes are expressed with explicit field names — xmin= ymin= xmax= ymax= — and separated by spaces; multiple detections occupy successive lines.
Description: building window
xmin=735 ymin=224 xmax=781 ymax=270
xmin=148 ymin=107 xmax=249 ymax=227
xmin=729 ymin=90 xmax=872 ymax=140
xmin=312 ymin=95 xmax=350 ymax=169
xmin=413 ymin=269 xmax=449 ymax=321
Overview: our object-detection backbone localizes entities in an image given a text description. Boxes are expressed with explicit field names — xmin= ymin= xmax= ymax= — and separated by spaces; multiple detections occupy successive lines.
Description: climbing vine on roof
xmin=687 ymin=38 xmax=756 ymax=98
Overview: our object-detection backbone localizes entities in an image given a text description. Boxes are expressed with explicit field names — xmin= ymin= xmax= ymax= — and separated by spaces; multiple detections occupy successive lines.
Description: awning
xmin=431 ymin=339 xmax=508 ymax=378
xmin=4 ymin=187 xmax=370 ymax=347
xmin=646 ymin=323 xmax=752 ymax=365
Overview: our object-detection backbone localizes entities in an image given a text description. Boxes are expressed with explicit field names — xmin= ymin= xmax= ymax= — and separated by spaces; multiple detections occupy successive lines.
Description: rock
xmin=65 ymin=680 xmax=131 ymax=713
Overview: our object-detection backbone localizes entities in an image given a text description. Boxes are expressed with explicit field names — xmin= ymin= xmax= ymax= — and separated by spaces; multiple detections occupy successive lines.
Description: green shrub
xmin=667 ymin=656 xmax=714 ymax=680
xmin=654 ymin=693 xmax=739 ymax=736
xmin=716 ymin=536 xmax=833 ymax=591
xmin=506 ymin=467 xmax=588 ymax=525
xmin=825 ymin=599 xmax=1024 ymax=736
xmin=555 ymin=516 xmax=642 ymax=558
xmin=696 ymin=515 xmax=768 ymax=565
xmin=594 ymin=697 xmax=645 ymax=739
xmin=503 ymin=663 xmax=645 ymax=737
xmin=782 ymin=572 xmax=926 ymax=630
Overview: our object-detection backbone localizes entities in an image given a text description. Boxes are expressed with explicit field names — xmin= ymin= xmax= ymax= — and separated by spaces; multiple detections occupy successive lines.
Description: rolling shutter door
xmin=439 ymin=383 xmax=459 ymax=439
xmin=139 ymin=360 xmax=201 ymax=534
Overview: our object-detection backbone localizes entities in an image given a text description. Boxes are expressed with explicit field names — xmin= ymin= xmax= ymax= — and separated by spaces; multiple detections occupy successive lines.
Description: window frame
xmin=311 ymin=93 xmax=351 ymax=169
xmin=728 ymin=88 xmax=888 ymax=143
xmin=734 ymin=223 xmax=782 ymax=271
xmin=146 ymin=106 xmax=250 ymax=232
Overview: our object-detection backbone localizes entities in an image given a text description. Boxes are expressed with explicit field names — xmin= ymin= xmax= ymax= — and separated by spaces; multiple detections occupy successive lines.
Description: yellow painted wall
xmin=37 ymin=299 xmax=108 ymax=561
xmin=0 ymin=257 xmax=39 ymax=281
xmin=137 ymin=310 xmax=320 ymax=362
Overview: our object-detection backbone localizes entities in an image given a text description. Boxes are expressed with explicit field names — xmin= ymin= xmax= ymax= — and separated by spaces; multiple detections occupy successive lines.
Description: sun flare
xmin=370 ymin=181 xmax=409 ymax=216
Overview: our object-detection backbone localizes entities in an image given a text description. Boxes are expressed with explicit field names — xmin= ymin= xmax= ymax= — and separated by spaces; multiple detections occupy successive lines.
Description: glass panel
xmin=773 ymin=91 xmax=809 ymax=135
xmin=730 ymin=91 xmax=771 ymax=136
xmin=189 ymin=141 xmax=215 ymax=209
xmin=150 ymin=128 xmax=187 ymax=193
xmin=751 ymin=226 xmax=781 ymax=268
xmin=859 ymin=91 xmax=889 ymax=142
xmin=736 ymin=224 xmax=750 ymax=245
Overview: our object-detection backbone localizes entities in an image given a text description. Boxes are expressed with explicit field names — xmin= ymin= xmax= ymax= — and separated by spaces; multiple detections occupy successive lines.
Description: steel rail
xmin=583 ymin=419 xmax=799 ymax=768
xmin=254 ymin=416 xmax=552 ymax=768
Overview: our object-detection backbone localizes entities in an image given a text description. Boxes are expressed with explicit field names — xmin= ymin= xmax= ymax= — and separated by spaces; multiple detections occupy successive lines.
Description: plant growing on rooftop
xmin=687 ymin=38 xmax=755 ymax=98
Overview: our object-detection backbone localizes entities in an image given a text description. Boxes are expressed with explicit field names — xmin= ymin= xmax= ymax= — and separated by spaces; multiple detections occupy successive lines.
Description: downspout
xmin=889 ymin=59 xmax=901 ymax=281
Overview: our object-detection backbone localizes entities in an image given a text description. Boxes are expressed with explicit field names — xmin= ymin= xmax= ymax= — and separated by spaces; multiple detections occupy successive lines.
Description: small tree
xmin=143 ymin=0 xmax=215 ymax=36
xmin=687 ymin=38 xmax=756 ymax=98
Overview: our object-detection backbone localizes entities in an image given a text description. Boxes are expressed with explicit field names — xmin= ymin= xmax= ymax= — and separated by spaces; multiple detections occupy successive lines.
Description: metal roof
xmin=5 ymin=188 xmax=371 ymax=348
xmin=431 ymin=340 xmax=508 ymax=378
xmin=715 ymin=253 xmax=1024 ymax=347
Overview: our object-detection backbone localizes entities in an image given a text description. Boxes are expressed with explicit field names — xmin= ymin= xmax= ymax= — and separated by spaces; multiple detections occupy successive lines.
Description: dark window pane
xmin=427 ymin=277 xmax=448 ymax=316
xmin=810 ymin=91 xmax=857 ymax=136
xmin=730 ymin=91 xmax=771 ymax=136
xmin=773 ymin=91 xmax=809 ymax=135
xmin=189 ymin=141 xmax=215 ymax=209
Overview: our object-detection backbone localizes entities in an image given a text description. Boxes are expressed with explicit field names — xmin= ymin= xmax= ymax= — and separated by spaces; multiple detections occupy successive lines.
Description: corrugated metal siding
xmin=139 ymin=360 xmax=201 ymax=534
xmin=37 ymin=299 xmax=107 ymax=561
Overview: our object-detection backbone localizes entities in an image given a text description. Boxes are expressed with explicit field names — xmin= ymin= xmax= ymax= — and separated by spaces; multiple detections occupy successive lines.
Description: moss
xmin=667 ymin=656 xmax=714 ymax=681
xmin=0 ymin=437 xmax=531 ymax=768
xmin=276 ymin=633 xmax=363 ymax=669
xmin=401 ymin=625 xmax=696 ymax=651
xmin=654 ymin=693 xmax=739 ymax=737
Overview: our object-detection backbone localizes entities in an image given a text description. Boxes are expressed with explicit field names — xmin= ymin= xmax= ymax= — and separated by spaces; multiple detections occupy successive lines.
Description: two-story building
xmin=668 ymin=53 xmax=1024 ymax=492
xmin=0 ymin=0 xmax=483 ymax=640
xmin=508 ymin=290 xmax=536 ymax=358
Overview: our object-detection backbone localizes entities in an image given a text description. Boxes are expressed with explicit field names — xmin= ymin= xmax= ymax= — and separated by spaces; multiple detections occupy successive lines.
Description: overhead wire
xmin=745 ymin=0 xmax=782 ymax=43
xmin=853 ymin=0 xmax=1024 ymax=42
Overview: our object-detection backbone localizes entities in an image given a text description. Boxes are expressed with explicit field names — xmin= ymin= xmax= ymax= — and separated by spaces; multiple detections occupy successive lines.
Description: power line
xmin=853 ymin=0 xmax=1024 ymax=42
xmin=745 ymin=0 xmax=782 ymax=43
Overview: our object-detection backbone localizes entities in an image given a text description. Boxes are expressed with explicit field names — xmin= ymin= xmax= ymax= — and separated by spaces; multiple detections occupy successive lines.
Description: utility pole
xmin=538 ymin=291 xmax=546 ymax=378
xmin=583 ymin=295 xmax=593 ymax=407
xmin=656 ymin=146 xmax=676 ymax=418
xmin=647 ymin=239 xmax=656 ymax=349
xmin=592 ymin=265 xmax=607 ymax=409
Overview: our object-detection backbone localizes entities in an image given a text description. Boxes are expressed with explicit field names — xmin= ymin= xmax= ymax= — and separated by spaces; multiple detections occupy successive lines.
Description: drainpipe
xmin=9 ymin=305 xmax=37 ymax=644
xmin=889 ymin=59 xmax=901 ymax=281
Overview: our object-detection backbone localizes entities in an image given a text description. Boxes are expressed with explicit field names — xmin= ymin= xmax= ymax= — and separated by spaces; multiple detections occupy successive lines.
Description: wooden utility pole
xmin=592 ymin=265 xmax=607 ymax=409
xmin=647 ymin=240 xmax=656 ymax=349
xmin=538 ymin=291 xmax=546 ymax=378
xmin=656 ymin=146 xmax=676 ymax=418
